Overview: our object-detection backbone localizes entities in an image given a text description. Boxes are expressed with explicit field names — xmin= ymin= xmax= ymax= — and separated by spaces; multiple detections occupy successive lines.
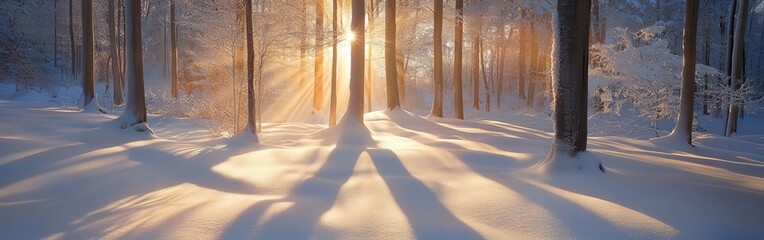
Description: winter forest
xmin=1 ymin=0 xmax=764 ymax=239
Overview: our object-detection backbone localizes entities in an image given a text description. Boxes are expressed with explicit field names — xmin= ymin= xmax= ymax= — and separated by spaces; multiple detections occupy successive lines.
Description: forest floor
xmin=1 ymin=86 xmax=764 ymax=239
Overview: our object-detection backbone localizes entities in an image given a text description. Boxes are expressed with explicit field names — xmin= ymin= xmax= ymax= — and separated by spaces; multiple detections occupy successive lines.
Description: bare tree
xmin=365 ymin=0 xmax=383 ymax=112
xmin=170 ymin=0 xmax=178 ymax=98
xmin=300 ymin=0 xmax=307 ymax=89
xmin=452 ymin=0 xmax=464 ymax=119
xmin=663 ymin=0 xmax=699 ymax=144
xmin=472 ymin=35 xmax=480 ymax=110
xmin=517 ymin=9 xmax=527 ymax=100
xmin=725 ymin=0 xmax=749 ymax=136
xmin=385 ymin=0 xmax=400 ymax=110
xmin=81 ymin=0 xmax=96 ymax=109
xmin=528 ymin=15 xmax=538 ymax=108
xmin=108 ymin=0 xmax=123 ymax=106
xmin=314 ymin=0 xmax=325 ymax=111
xmin=54 ymin=0 xmax=58 ymax=67
xmin=330 ymin=0 xmax=338 ymax=126
xmin=243 ymin=0 xmax=259 ymax=141
xmin=117 ymin=0 xmax=147 ymax=129
xmin=543 ymin=0 xmax=596 ymax=172
xmin=339 ymin=0 xmax=366 ymax=124
xmin=480 ymin=38 xmax=489 ymax=111
xmin=430 ymin=0 xmax=443 ymax=117
xmin=69 ymin=0 xmax=75 ymax=79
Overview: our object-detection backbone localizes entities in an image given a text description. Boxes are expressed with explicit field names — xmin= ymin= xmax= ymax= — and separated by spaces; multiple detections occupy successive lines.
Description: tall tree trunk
xmin=314 ymin=0 xmax=325 ymax=111
xmin=340 ymin=0 xmax=366 ymax=124
xmin=549 ymin=0 xmax=590 ymax=160
xmin=517 ymin=9 xmax=528 ymax=100
xmin=396 ymin=52 xmax=405 ymax=106
xmin=725 ymin=0 xmax=749 ymax=136
xmin=480 ymin=38 xmax=490 ymax=112
xmin=163 ymin=2 xmax=167 ymax=80
xmin=701 ymin=16 xmax=710 ymax=115
xmin=170 ymin=0 xmax=178 ymax=98
xmin=430 ymin=0 xmax=443 ymax=117
xmin=121 ymin=0 xmax=147 ymax=126
xmin=497 ymin=24 xmax=505 ymax=110
xmin=725 ymin=0 xmax=738 ymax=79
xmin=300 ymin=0 xmax=307 ymax=89
xmin=109 ymin=0 xmax=124 ymax=105
xmin=365 ymin=3 xmax=375 ymax=112
xmin=69 ymin=0 xmax=76 ymax=79
xmin=472 ymin=35 xmax=480 ymax=110
xmin=119 ymin=0 xmax=126 ymax=90
xmin=244 ymin=0 xmax=259 ymax=140
xmin=82 ymin=0 xmax=95 ymax=108
xmin=591 ymin=0 xmax=605 ymax=44
xmin=385 ymin=0 xmax=400 ymax=110
xmin=330 ymin=0 xmax=338 ymax=126
xmin=452 ymin=0 xmax=463 ymax=119
xmin=528 ymin=16 xmax=538 ymax=108
xmin=55 ymin=0 xmax=59 ymax=67
xmin=667 ymin=0 xmax=698 ymax=144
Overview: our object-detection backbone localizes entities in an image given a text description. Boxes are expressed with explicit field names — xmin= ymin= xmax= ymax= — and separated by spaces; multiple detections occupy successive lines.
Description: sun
xmin=344 ymin=32 xmax=356 ymax=42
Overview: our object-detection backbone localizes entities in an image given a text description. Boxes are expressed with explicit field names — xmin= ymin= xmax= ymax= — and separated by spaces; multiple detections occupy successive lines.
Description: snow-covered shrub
xmin=590 ymin=23 xmax=720 ymax=129
xmin=709 ymin=79 xmax=764 ymax=115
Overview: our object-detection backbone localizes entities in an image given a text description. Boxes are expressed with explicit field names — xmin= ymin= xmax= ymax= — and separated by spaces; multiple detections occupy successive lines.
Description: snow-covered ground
xmin=1 ymin=85 xmax=764 ymax=239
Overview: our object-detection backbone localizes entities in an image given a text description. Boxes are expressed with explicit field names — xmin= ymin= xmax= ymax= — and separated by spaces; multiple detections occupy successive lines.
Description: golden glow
xmin=344 ymin=32 xmax=356 ymax=42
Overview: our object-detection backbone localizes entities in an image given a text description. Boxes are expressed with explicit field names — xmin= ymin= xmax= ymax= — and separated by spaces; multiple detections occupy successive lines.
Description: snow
xmin=2 ymin=84 xmax=764 ymax=239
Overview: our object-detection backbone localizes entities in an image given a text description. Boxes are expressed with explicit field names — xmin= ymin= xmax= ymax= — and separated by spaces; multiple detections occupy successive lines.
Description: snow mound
xmin=535 ymin=149 xmax=606 ymax=174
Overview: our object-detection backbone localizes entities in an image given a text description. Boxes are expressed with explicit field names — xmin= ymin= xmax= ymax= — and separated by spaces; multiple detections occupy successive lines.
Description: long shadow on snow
xmin=376 ymin=111 xmax=545 ymax=163
xmin=0 ymin=134 xmax=131 ymax=190
xmin=0 ymin=136 xmax=268 ymax=239
xmin=451 ymin=162 xmax=636 ymax=238
xmin=125 ymin=146 xmax=260 ymax=195
xmin=221 ymin=146 xmax=365 ymax=239
xmin=380 ymin=113 xmax=646 ymax=237
xmin=367 ymin=148 xmax=482 ymax=239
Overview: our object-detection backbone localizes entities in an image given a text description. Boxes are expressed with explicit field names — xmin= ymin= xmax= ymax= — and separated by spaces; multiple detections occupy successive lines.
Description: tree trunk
xmin=725 ymin=0 xmax=737 ymax=79
xmin=725 ymin=0 xmax=749 ymax=137
xmin=170 ymin=0 xmax=178 ymax=98
xmin=551 ymin=0 xmax=590 ymax=158
xmin=591 ymin=0 xmax=605 ymax=44
xmin=340 ymin=0 xmax=365 ymax=124
xmin=314 ymin=0 xmax=325 ymax=111
xmin=300 ymin=0 xmax=307 ymax=89
xmin=430 ymin=0 xmax=443 ymax=117
xmin=396 ymin=52 xmax=405 ymax=106
xmin=330 ymin=0 xmax=338 ymax=126
xmin=109 ymin=0 xmax=124 ymax=105
xmin=121 ymin=0 xmax=147 ymax=125
xmin=385 ymin=0 xmax=400 ymax=110
xmin=69 ymin=0 xmax=76 ymax=79
xmin=452 ymin=0 xmax=464 ymax=118
xmin=82 ymin=0 xmax=95 ymax=108
xmin=163 ymin=2 xmax=167 ymax=80
xmin=480 ymin=38 xmax=490 ymax=112
xmin=244 ymin=0 xmax=259 ymax=140
xmin=55 ymin=0 xmax=59 ymax=67
xmin=518 ymin=9 xmax=527 ymax=100
xmin=472 ymin=35 xmax=480 ymax=110
xmin=527 ymin=16 xmax=538 ymax=108
xmin=119 ymin=0 xmax=126 ymax=90
xmin=365 ymin=3 xmax=375 ymax=113
xmin=497 ymin=25 xmax=505 ymax=110
xmin=702 ymin=16 xmax=710 ymax=115
xmin=667 ymin=0 xmax=699 ymax=144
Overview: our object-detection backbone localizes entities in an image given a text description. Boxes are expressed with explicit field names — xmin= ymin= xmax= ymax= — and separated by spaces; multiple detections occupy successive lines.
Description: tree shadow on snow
xmin=367 ymin=148 xmax=482 ymax=239
xmin=220 ymin=146 xmax=365 ymax=239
